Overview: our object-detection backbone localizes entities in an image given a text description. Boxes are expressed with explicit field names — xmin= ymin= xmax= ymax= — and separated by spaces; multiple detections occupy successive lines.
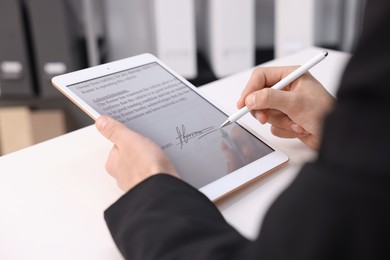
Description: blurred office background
xmin=0 ymin=0 xmax=365 ymax=155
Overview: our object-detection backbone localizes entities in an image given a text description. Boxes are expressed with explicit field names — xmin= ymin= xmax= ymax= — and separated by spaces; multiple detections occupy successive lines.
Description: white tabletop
xmin=0 ymin=47 xmax=350 ymax=259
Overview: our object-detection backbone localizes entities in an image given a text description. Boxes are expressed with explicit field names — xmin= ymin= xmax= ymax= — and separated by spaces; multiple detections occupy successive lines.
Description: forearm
xmin=105 ymin=174 xmax=250 ymax=260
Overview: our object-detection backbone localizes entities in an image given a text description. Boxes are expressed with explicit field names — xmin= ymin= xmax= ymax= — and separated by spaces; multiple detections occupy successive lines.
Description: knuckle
xmin=105 ymin=160 xmax=113 ymax=175
xmin=257 ymin=88 xmax=271 ymax=108
xmin=105 ymin=121 xmax=117 ymax=140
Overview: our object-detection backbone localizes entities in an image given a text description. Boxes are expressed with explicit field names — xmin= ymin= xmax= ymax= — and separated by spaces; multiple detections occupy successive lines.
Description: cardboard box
xmin=30 ymin=110 xmax=66 ymax=144
xmin=0 ymin=107 xmax=66 ymax=155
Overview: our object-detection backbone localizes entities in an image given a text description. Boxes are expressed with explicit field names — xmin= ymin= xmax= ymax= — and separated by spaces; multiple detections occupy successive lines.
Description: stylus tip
xmin=220 ymin=120 xmax=231 ymax=128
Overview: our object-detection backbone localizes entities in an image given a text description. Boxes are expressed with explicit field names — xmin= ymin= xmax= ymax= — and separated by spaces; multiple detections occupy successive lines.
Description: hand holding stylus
xmin=221 ymin=50 xmax=328 ymax=128
xmin=232 ymin=50 xmax=335 ymax=150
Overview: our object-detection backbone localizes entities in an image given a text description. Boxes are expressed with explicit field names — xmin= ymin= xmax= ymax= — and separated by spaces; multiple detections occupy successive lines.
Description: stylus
xmin=220 ymin=50 xmax=328 ymax=128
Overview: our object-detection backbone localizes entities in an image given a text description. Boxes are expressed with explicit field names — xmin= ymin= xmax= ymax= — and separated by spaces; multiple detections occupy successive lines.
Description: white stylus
xmin=220 ymin=50 xmax=328 ymax=128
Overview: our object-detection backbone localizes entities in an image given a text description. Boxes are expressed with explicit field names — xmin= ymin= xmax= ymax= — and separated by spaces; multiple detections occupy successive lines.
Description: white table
xmin=0 ymin=47 xmax=350 ymax=259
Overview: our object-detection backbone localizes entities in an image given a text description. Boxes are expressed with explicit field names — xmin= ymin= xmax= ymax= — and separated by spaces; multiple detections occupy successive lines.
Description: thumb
xmin=95 ymin=116 xmax=130 ymax=145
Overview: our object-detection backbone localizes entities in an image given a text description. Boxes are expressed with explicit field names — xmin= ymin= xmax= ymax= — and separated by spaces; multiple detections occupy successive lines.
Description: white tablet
xmin=52 ymin=53 xmax=289 ymax=202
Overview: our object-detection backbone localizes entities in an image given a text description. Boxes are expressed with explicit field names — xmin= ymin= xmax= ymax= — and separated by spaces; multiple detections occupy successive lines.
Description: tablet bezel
xmin=52 ymin=53 xmax=289 ymax=202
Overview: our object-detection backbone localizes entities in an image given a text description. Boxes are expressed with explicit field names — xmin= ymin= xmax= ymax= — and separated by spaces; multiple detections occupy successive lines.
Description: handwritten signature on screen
xmin=175 ymin=124 xmax=219 ymax=149
xmin=159 ymin=124 xmax=221 ymax=150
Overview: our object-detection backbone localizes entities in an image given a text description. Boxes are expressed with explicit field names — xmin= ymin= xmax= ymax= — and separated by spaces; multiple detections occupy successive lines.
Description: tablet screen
xmin=67 ymin=62 xmax=273 ymax=189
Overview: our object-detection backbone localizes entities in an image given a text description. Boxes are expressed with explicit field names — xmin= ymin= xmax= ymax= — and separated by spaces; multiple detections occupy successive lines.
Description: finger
xmin=290 ymin=124 xmax=309 ymax=135
xmin=105 ymin=145 xmax=119 ymax=176
xmin=95 ymin=116 xmax=134 ymax=146
xmin=253 ymin=109 xmax=309 ymax=135
xmin=270 ymin=126 xmax=298 ymax=139
xmin=245 ymin=88 xmax=300 ymax=117
xmin=237 ymin=66 xmax=298 ymax=108
xmin=253 ymin=110 xmax=268 ymax=124
xmin=270 ymin=125 xmax=309 ymax=139
xmin=253 ymin=109 xmax=290 ymax=127
xmin=263 ymin=109 xmax=293 ymax=129
xmin=237 ymin=69 xmax=265 ymax=108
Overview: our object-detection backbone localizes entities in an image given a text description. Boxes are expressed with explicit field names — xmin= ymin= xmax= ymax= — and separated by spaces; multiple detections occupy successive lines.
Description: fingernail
xmin=254 ymin=111 xmax=262 ymax=123
xmin=246 ymin=94 xmax=255 ymax=107
xmin=96 ymin=116 xmax=108 ymax=131
xmin=290 ymin=124 xmax=301 ymax=133
xmin=291 ymin=124 xmax=309 ymax=135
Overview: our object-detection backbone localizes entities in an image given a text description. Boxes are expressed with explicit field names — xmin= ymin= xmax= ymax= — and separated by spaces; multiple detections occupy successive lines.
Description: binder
xmin=0 ymin=0 xmax=35 ymax=97
xmin=104 ymin=0 xmax=154 ymax=62
xmin=340 ymin=0 xmax=366 ymax=52
xmin=275 ymin=0 xmax=315 ymax=58
xmin=197 ymin=0 xmax=255 ymax=78
xmin=153 ymin=0 xmax=197 ymax=79
xmin=254 ymin=0 xmax=275 ymax=52
xmin=68 ymin=0 xmax=106 ymax=67
xmin=24 ymin=0 xmax=86 ymax=97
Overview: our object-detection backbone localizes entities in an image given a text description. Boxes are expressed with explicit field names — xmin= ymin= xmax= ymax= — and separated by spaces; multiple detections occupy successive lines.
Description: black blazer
xmin=104 ymin=1 xmax=390 ymax=259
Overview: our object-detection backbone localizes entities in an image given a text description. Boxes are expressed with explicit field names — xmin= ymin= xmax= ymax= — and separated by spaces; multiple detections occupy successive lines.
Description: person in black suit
xmin=95 ymin=0 xmax=390 ymax=258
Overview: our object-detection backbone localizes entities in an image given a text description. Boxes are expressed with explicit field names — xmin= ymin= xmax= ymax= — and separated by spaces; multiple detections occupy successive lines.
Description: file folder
xmin=153 ymin=0 xmax=197 ymax=79
xmin=24 ymin=0 xmax=86 ymax=97
xmin=197 ymin=0 xmax=255 ymax=78
xmin=0 ymin=0 xmax=35 ymax=97
xmin=275 ymin=0 xmax=315 ymax=58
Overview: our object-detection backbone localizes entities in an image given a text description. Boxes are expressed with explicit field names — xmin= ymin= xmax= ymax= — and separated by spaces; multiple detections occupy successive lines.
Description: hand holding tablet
xmin=51 ymin=53 xmax=289 ymax=202
xmin=95 ymin=115 xmax=179 ymax=192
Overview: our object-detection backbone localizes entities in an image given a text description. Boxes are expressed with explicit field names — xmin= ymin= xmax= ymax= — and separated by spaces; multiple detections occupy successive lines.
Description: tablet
xmin=52 ymin=53 xmax=289 ymax=202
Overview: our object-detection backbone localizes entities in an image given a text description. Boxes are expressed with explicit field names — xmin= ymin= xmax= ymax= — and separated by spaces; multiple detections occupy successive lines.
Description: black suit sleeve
xmin=105 ymin=1 xmax=390 ymax=259
xmin=104 ymin=174 xmax=253 ymax=260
